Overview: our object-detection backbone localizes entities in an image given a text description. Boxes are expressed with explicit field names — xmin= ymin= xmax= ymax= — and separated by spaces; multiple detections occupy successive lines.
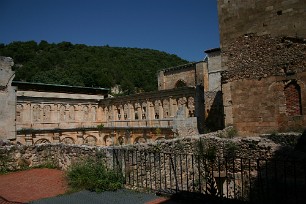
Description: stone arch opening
xmin=117 ymin=136 xmax=125 ymax=145
xmin=175 ymin=80 xmax=187 ymax=88
xmin=104 ymin=135 xmax=113 ymax=146
xmin=134 ymin=137 xmax=146 ymax=144
xmin=61 ymin=137 xmax=75 ymax=144
xmin=284 ymin=80 xmax=302 ymax=116
xmin=34 ymin=138 xmax=50 ymax=145
xmin=84 ymin=135 xmax=97 ymax=146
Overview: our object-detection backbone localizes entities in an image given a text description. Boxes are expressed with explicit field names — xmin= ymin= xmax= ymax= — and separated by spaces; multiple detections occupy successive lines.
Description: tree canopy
xmin=0 ymin=41 xmax=189 ymax=95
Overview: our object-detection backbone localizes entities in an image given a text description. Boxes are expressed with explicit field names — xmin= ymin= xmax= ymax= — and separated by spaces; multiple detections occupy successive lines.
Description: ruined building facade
xmin=2 ymin=0 xmax=304 ymax=142
xmin=219 ymin=0 xmax=306 ymax=134
xmin=0 ymin=49 xmax=223 ymax=145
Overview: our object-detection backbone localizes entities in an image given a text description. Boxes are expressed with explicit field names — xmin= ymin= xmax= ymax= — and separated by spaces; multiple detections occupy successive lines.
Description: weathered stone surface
xmin=218 ymin=0 xmax=306 ymax=49
xmin=0 ymin=56 xmax=16 ymax=141
xmin=222 ymin=35 xmax=306 ymax=81
xmin=218 ymin=0 xmax=306 ymax=135
xmin=1 ymin=129 xmax=304 ymax=171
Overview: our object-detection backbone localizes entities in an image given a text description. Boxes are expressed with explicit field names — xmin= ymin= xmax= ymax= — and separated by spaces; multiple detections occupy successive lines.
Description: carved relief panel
xmin=163 ymin=99 xmax=170 ymax=118
xmin=33 ymin=105 xmax=41 ymax=122
xmin=59 ymin=105 xmax=66 ymax=121
xmin=68 ymin=105 xmax=75 ymax=121
xmin=16 ymin=104 xmax=23 ymax=123
xmin=83 ymin=105 xmax=89 ymax=121
xmin=43 ymin=105 xmax=51 ymax=122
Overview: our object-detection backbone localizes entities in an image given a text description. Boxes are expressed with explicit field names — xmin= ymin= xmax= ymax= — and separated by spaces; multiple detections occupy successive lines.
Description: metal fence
xmin=110 ymin=149 xmax=306 ymax=203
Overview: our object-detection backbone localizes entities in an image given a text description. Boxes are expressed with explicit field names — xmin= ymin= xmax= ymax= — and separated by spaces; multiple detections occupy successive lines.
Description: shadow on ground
xmin=157 ymin=191 xmax=247 ymax=204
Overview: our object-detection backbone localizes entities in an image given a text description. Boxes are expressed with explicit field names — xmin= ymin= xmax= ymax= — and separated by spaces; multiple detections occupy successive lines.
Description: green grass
xmin=66 ymin=159 xmax=123 ymax=192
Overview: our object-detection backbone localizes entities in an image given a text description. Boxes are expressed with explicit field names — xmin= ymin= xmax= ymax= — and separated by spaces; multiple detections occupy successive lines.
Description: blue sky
xmin=0 ymin=0 xmax=220 ymax=62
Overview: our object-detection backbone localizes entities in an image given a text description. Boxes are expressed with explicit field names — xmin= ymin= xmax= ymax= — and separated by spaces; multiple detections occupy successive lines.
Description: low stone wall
xmin=1 ymin=128 xmax=304 ymax=172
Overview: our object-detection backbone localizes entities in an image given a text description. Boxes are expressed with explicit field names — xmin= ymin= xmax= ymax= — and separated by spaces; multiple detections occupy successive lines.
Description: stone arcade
xmin=0 ymin=49 xmax=223 ymax=146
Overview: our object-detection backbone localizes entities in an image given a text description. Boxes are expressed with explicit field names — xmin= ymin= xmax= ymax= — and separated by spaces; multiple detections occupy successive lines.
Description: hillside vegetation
xmin=0 ymin=41 xmax=188 ymax=94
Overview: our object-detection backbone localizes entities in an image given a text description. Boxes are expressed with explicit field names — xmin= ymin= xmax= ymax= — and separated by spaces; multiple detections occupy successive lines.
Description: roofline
xmin=12 ymin=81 xmax=110 ymax=91
xmin=160 ymin=61 xmax=205 ymax=73
xmin=12 ymin=81 xmax=110 ymax=95
xmin=204 ymin=48 xmax=221 ymax=54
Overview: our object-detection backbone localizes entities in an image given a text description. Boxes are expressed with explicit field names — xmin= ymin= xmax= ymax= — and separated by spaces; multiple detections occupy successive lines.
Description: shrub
xmin=66 ymin=159 xmax=123 ymax=192
xmin=97 ymin=124 xmax=104 ymax=132
xmin=227 ymin=127 xmax=237 ymax=138
xmin=225 ymin=142 xmax=239 ymax=158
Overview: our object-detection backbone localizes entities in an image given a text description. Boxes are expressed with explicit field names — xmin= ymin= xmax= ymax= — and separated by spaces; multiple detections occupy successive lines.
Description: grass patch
xmin=66 ymin=159 xmax=123 ymax=192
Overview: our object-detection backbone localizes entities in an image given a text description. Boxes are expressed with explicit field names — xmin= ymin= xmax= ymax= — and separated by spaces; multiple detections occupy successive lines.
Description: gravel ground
xmin=30 ymin=189 xmax=160 ymax=204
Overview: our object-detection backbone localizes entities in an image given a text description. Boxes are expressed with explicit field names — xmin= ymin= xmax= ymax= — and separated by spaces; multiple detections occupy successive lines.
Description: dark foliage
xmin=66 ymin=159 xmax=123 ymax=192
xmin=0 ymin=41 xmax=188 ymax=94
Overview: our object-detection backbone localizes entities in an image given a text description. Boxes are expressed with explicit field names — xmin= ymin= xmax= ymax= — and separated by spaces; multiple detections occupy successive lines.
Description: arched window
xmin=175 ymin=80 xmax=187 ymax=88
xmin=284 ymin=81 xmax=302 ymax=116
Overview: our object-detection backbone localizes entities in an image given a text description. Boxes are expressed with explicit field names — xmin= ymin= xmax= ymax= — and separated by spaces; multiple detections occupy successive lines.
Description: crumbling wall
xmin=0 ymin=130 xmax=303 ymax=171
xmin=218 ymin=0 xmax=306 ymax=135
xmin=221 ymin=35 xmax=306 ymax=134
xmin=0 ymin=57 xmax=16 ymax=141
xmin=222 ymin=35 xmax=306 ymax=82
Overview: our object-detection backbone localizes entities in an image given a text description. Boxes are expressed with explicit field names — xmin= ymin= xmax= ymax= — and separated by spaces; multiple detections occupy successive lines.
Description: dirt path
xmin=0 ymin=169 xmax=67 ymax=203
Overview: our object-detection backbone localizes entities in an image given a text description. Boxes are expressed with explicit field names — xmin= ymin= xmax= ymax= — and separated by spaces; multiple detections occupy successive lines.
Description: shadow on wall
xmin=205 ymin=91 xmax=225 ymax=132
xmin=248 ymin=129 xmax=306 ymax=204
xmin=155 ymin=130 xmax=306 ymax=204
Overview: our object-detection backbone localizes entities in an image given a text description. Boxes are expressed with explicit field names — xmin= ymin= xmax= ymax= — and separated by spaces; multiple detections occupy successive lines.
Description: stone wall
xmin=0 ymin=57 xmax=16 ymax=141
xmin=217 ymin=0 xmax=306 ymax=135
xmin=15 ymin=87 xmax=198 ymax=146
xmin=222 ymin=35 xmax=306 ymax=82
xmin=1 ymin=129 xmax=303 ymax=171
xmin=218 ymin=0 xmax=306 ymax=50
xmin=204 ymin=91 xmax=224 ymax=131
xmin=221 ymin=35 xmax=306 ymax=135
xmin=205 ymin=49 xmax=222 ymax=92
xmin=2 ymin=129 xmax=305 ymax=200
xmin=158 ymin=63 xmax=198 ymax=91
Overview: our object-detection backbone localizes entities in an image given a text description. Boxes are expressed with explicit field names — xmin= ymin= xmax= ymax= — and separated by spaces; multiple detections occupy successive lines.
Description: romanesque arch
xmin=103 ymin=135 xmax=113 ymax=146
xmin=117 ymin=136 xmax=125 ymax=145
xmin=175 ymin=80 xmax=187 ymax=88
xmin=61 ymin=137 xmax=75 ymax=144
xmin=134 ymin=136 xmax=146 ymax=144
xmin=84 ymin=135 xmax=97 ymax=146
xmin=34 ymin=138 xmax=50 ymax=145
xmin=284 ymin=80 xmax=302 ymax=116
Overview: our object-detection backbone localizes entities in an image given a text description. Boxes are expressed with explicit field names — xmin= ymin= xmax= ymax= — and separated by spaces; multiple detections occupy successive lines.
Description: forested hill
xmin=0 ymin=41 xmax=189 ymax=94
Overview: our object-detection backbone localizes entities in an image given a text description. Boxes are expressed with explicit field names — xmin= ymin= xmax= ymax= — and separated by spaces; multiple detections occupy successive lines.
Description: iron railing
xmin=110 ymin=149 xmax=306 ymax=203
